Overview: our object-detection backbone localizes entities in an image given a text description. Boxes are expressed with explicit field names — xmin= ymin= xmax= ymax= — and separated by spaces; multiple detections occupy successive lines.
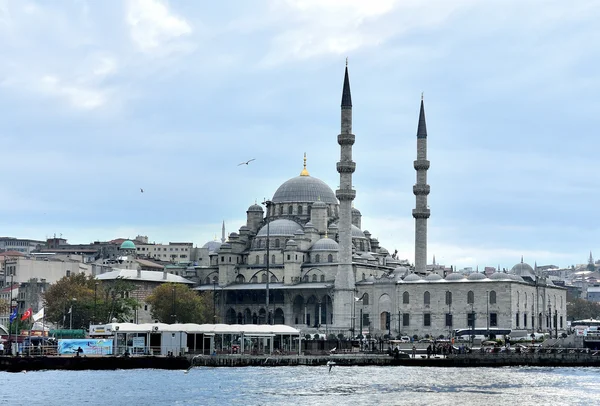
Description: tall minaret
xmin=413 ymin=95 xmax=430 ymax=274
xmin=221 ymin=220 xmax=226 ymax=243
xmin=333 ymin=61 xmax=356 ymax=330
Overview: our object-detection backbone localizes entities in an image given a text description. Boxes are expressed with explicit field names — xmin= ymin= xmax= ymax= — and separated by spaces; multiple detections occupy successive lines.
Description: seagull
xmin=238 ymin=158 xmax=256 ymax=166
xmin=327 ymin=360 xmax=336 ymax=372
xmin=140 ymin=188 xmax=144 ymax=193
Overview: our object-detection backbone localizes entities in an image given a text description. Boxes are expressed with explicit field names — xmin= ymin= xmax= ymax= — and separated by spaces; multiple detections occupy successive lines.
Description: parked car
xmin=400 ymin=336 xmax=411 ymax=343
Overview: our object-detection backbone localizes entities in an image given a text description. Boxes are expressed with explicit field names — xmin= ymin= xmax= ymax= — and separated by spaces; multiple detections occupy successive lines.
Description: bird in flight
xmin=140 ymin=188 xmax=144 ymax=193
xmin=238 ymin=158 xmax=255 ymax=166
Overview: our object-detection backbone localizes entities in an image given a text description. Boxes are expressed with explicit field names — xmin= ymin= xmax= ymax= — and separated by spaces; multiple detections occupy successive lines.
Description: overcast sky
xmin=1 ymin=0 xmax=599 ymax=270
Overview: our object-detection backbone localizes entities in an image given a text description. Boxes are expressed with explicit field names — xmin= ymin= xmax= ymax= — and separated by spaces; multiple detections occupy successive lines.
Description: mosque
xmin=194 ymin=66 xmax=567 ymax=339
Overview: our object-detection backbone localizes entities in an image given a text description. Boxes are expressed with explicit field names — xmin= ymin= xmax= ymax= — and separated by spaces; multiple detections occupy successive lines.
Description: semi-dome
xmin=311 ymin=237 xmax=339 ymax=251
xmin=425 ymin=273 xmax=443 ymax=281
xmin=257 ymin=219 xmax=302 ymax=237
xmin=467 ymin=273 xmax=487 ymax=281
xmin=272 ymin=176 xmax=338 ymax=204
xmin=445 ymin=273 xmax=466 ymax=281
xmin=404 ymin=273 xmax=423 ymax=282
xmin=202 ymin=240 xmax=222 ymax=253
xmin=120 ymin=240 xmax=136 ymax=250
xmin=247 ymin=203 xmax=264 ymax=212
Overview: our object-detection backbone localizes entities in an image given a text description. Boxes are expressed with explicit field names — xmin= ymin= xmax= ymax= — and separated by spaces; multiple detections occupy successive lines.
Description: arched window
xmin=263 ymin=254 xmax=268 ymax=264
xmin=315 ymin=254 xmax=320 ymax=263
xmin=320 ymin=275 xmax=325 ymax=282
xmin=288 ymin=206 xmax=293 ymax=215
xmin=312 ymin=274 xmax=317 ymax=282
xmin=261 ymin=273 xmax=267 ymax=283
xmin=271 ymin=254 xmax=276 ymax=264
xmin=255 ymin=255 xmax=259 ymax=264
xmin=298 ymin=205 xmax=303 ymax=215
xmin=279 ymin=205 xmax=283 ymax=215
xmin=212 ymin=275 xmax=218 ymax=283
xmin=362 ymin=273 xmax=366 ymax=280
xmin=403 ymin=291 xmax=409 ymax=304
xmin=363 ymin=293 xmax=369 ymax=305
xmin=275 ymin=239 xmax=280 ymax=248
xmin=327 ymin=254 xmax=333 ymax=263
xmin=467 ymin=291 xmax=474 ymax=304
xmin=250 ymin=276 xmax=257 ymax=283
xmin=204 ymin=277 xmax=210 ymax=284
xmin=445 ymin=291 xmax=452 ymax=305
xmin=424 ymin=291 xmax=430 ymax=305
xmin=489 ymin=290 xmax=497 ymax=304
xmin=235 ymin=274 xmax=245 ymax=283
xmin=360 ymin=242 xmax=365 ymax=251
xmin=303 ymin=274 xmax=308 ymax=282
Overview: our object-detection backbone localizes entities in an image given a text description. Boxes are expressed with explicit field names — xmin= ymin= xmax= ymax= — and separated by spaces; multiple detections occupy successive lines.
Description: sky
xmin=1 ymin=0 xmax=600 ymax=271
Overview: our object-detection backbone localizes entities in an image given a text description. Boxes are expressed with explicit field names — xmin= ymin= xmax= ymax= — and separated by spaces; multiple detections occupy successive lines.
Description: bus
xmin=453 ymin=328 xmax=511 ymax=340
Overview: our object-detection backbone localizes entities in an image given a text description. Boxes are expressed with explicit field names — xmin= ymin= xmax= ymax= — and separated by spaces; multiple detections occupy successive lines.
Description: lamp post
xmin=262 ymin=200 xmax=273 ymax=325
xmin=446 ymin=290 xmax=452 ymax=339
xmin=171 ymin=285 xmax=176 ymax=324
xmin=69 ymin=298 xmax=76 ymax=330
xmin=470 ymin=302 xmax=475 ymax=346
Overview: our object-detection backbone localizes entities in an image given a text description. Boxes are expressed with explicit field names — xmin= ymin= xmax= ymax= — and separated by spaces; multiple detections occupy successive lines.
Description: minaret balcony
xmin=338 ymin=133 xmax=355 ymax=146
xmin=413 ymin=184 xmax=430 ymax=195
xmin=412 ymin=209 xmax=431 ymax=219
xmin=336 ymin=189 xmax=356 ymax=201
xmin=414 ymin=159 xmax=430 ymax=170
xmin=336 ymin=161 xmax=356 ymax=174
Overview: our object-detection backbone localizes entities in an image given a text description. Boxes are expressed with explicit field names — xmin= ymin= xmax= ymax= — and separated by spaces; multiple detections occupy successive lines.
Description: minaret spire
xmin=413 ymin=96 xmax=430 ymax=274
xmin=334 ymin=61 xmax=356 ymax=329
xmin=221 ymin=220 xmax=226 ymax=243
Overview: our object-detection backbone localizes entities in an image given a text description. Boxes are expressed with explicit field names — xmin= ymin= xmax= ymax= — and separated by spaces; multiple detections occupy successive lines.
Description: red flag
xmin=21 ymin=308 xmax=32 ymax=321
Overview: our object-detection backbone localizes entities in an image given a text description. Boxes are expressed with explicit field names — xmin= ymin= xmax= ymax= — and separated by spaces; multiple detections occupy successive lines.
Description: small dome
xmin=257 ymin=219 xmax=302 ymax=237
xmin=425 ymin=273 xmax=443 ymax=281
xmin=393 ymin=266 xmax=408 ymax=275
xmin=489 ymin=273 xmax=511 ymax=280
xmin=239 ymin=225 xmax=249 ymax=232
xmin=229 ymin=232 xmax=239 ymax=238
xmin=247 ymin=203 xmax=264 ymax=212
xmin=404 ymin=273 xmax=423 ymax=282
xmin=202 ymin=240 xmax=222 ymax=253
xmin=352 ymin=207 xmax=361 ymax=215
xmin=362 ymin=253 xmax=376 ymax=260
xmin=305 ymin=222 xmax=315 ymax=229
xmin=120 ymin=240 xmax=136 ymax=250
xmin=379 ymin=247 xmax=389 ymax=255
xmin=329 ymin=223 xmax=338 ymax=229
xmin=445 ymin=273 xmax=466 ymax=281
xmin=467 ymin=273 xmax=487 ymax=281
xmin=286 ymin=239 xmax=298 ymax=247
xmin=219 ymin=242 xmax=231 ymax=250
xmin=311 ymin=237 xmax=339 ymax=251
xmin=312 ymin=200 xmax=327 ymax=208
xmin=511 ymin=261 xmax=535 ymax=278
xmin=294 ymin=229 xmax=305 ymax=235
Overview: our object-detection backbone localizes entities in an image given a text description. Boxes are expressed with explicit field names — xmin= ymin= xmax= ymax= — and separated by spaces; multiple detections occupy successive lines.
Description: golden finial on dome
xmin=300 ymin=152 xmax=310 ymax=176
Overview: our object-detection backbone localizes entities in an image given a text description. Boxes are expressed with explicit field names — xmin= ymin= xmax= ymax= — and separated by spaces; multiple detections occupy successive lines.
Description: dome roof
xmin=272 ymin=176 xmax=338 ymax=204
xmin=312 ymin=200 xmax=327 ymax=208
xmin=286 ymin=239 xmax=298 ymax=247
xmin=393 ymin=266 xmax=408 ymax=275
xmin=352 ymin=207 xmax=361 ymax=215
xmin=332 ymin=223 xmax=366 ymax=238
xmin=247 ymin=203 xmax=264 ymax=212
xmin=425 ymin=273 xmax=443 ymax=281
xmin=120 ymin=240 xmax=136 ymax=250
xmin=202 ymin=240 xmax=222 ymax=253
xmin=509 ymin=274 xmax=525 ymax=282
xmin=489 ymin=272 xmax=511 ymax=280
xmin=511 ymin=261 xmax=535 ymax=278
xmin=467 ymin=273 xmax=487 ymax=281
xmin=257 ymin=219 xmax=302 ymax=237
xmin=219 ymin=242 xmax=231 ymax=250
xmin=329 ymin=223 xmax=338 ymax=229
xmin=404 ymin=273 xmax=423 ymax=282
xmin=311 ymin=237 xmax=339 ymax=251
xmin=445 ymin=273 xmax=466 ymax=281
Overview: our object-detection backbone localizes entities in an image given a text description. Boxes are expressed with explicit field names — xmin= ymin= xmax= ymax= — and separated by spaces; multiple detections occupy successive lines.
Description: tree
xmin=146 ymin=283 xmax=210 ymax=323
xmin=567 ymin=298 xmax=600 ymax=320
xmin=43 ymin=274 xmax=139 ymax=329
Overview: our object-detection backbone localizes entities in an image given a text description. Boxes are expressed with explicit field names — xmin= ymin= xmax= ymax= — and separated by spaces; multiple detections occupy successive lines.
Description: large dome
xmin=257 ymin=219 xmax=302 ymax=237
xmin=272 ymin=176 xmax=338 ymax=204
xmin=202 ymin=240 xmax=222 ymax=253
xmin=120 ymin=240 xmax=135 ymax=250
xmin=511 ymin=261 xmax=535 ymax=278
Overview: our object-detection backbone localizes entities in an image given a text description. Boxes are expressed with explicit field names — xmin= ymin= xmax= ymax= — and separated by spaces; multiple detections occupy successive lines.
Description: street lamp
xmin=262 ymin=199 xmax=273 ymax=325
xmin=354 ymin=293 xmax=367 ymax=338
xmin=69 ymin=298 xmax=77 ymax=330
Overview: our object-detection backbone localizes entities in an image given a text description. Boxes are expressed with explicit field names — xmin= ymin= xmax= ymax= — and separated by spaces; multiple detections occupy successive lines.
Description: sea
xmin=1 ymin=366 xmax=599 ymax=405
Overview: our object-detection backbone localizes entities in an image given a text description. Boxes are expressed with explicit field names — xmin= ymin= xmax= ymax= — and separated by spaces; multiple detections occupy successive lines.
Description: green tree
xmin=146 ymin=283 xmax=210 ymax=323
xmin=567 ymin=298 xmax=600 ymax=320
xmin=43 ymin=274 xmax=139 ymax=329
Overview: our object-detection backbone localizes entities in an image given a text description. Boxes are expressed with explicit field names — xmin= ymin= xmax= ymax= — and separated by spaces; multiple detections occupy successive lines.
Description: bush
xmin=357 ymin=334 xmax=364 ymax=339
xmin=328 ymin=334 xmax=337 ymax=340
xmin=383 ymin=334 xmax=391 ymax=340
xmin=424 ymin=334 xmax=430 ymax=339
xmin=313 ymin=334 xmax=320 ymax=340
xmin=337 ymin=333 xmax=345 ymax=341
xmin=438 ymin=335 xmax=445 ymax=340
xmin=305 ymin=334 xmax=312 ymax=340
xmin=412 ymin=334 xmax=419 ymax=341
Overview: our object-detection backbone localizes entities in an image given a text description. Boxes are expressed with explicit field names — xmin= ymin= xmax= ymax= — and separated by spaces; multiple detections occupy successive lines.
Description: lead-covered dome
xmin=311 ymin=237 xmax=339 ymax=251
xmin=511 ymin=260 xmax=535 ymax=278
xmin=257 ymin=219 xmax=302 ymax=237
xmin=247 ymin=203 xmax=263 ymax=212
xmin=272 ymin=176 xmax=338 ymax=204
xmin=202 ymin=240 xmax=222 ymax=253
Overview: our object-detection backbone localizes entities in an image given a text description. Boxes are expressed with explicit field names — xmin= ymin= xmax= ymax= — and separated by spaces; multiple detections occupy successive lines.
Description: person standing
xmin=412 ymin=345 xmax=417 ymax=358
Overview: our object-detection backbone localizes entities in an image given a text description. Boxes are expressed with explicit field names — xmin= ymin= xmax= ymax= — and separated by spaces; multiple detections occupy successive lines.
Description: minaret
xmin=333 ymin=60 xmax=356 ymax=330
xmin=412 ymin=95 xmax=430 ymax=274
xmin=221 ymin=221 xmax=226 ymax=243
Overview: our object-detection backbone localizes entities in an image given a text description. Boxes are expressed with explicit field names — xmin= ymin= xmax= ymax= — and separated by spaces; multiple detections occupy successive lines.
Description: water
xmin=1 ymin=366 xmax=599 ymax=405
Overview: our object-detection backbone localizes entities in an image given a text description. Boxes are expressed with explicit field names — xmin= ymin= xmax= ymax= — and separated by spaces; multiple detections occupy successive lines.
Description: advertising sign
xmin=58 ymin=339 xmax=113 ymax=355
xmin=132 ymin=337 xmax=145 ymax=348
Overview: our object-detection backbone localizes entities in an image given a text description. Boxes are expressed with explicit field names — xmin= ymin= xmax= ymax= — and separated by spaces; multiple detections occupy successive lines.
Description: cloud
xmin=126 ymin=0 xmax=192 ymax=55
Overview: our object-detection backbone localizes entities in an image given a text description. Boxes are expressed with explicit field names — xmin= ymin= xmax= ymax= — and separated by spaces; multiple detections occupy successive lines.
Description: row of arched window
xmin=312 ymin=254 xmax=334 ymax=263
xmin=402 ymin=290 xmax=498 ymax=305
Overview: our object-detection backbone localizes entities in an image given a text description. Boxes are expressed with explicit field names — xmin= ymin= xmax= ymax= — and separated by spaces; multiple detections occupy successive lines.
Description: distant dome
xmin=272 ymin=176 xmax=338 ymax=204
xmin=311 ymin=238 xmax=339 ymax=251
xmin=257 ymin=219 xmax=302 ymax=237
xmin=247 ymin=203 xmax=264 ymax=212
xmin=489 ymin=273 xmax=511 ymax=280
xmin=445 ymin=273 xmax=466 ymax=281
xmin=331 ymin=223 xmax=366 ymax=238
xmin=120 ymin=240 xmax=136 ymax=250
xmin=393 ymin=266 xmax=408 ymax=275
xmin=329 ymin=223 xmax=338 ymax=230
xmin=425 ymin=273 xmax=443 ymax=281
xmin=379 ymin=247 xmax=389 ymax=255
xmin=467 ymin=273 xmax=487 ymax=281
xmin=286 ymin=239 xmax=298 ymax=247
xmin=312 ymin=200 xmax=327 ymax=208
xmin=404 ymin=273 xmax=423 ymax=282
xmin=219 ymin=242 xmax=231 ymax=250
xmin=511 ymin=261 xmax=535 ymax=278
xmin=202 ymin=241 xmax=222 ymax=253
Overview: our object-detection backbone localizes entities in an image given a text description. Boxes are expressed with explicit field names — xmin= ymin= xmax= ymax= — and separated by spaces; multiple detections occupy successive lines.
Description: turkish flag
xmin=21 ymin=308 xmax=32 ymax=321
